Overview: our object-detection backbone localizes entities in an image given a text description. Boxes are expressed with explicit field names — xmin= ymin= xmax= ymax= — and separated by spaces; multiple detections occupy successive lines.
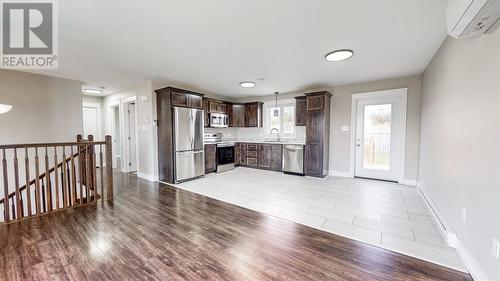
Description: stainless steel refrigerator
xmin=173 ymin=107 xmax=205 ymax=182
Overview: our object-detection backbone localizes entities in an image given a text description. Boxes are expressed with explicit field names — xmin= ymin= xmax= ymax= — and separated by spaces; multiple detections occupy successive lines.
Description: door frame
xmin=82 ymin=102 xmax=102 ymax=140
xmin=121 ymin=96 xmax=139 ymax=173
xmin=349 ymin=88 xmax=407 ymax=183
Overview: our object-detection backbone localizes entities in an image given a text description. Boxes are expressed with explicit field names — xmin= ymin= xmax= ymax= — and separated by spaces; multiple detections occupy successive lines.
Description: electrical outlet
xmin=461 ymin=208 xmax=467 ymax=223
xmin=493 ymin=237 xmax=500 ymax=259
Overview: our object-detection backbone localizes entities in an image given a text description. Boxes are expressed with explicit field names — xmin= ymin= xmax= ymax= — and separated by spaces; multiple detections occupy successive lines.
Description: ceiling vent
xmin=447 ymin=0 xmax=500 ymax=38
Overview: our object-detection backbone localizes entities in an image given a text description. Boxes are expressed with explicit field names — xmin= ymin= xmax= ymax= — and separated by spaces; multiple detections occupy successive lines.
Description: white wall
xmin=419 ymin=31 xmax=500 ymax=281
xmin=0 ymin=70 xmax=83 ymax=214
xmin=103 ymin=81 xmax=157 ymax=181
xmin=0 ymin=70 xmax=83 ymax=144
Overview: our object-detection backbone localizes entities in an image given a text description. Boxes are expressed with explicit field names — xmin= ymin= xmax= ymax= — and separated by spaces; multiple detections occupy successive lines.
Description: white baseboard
xmin=329 ymin=170 xmax=354 ymax=178
xmin=417 ymin=184 xmax=492 ymax=280
xmin=137 ymin=172 xmax=158 ymax=182
xmin=400 ymin=179 xmax=418 ymax=186
xmin=455 ymin=239 xmax=489 ymax=281
xmin=416 ymin=185 xmax=457 ymax=248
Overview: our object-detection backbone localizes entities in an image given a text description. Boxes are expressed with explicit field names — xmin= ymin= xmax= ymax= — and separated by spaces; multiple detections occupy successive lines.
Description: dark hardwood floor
xmin=0 ymin=171 xmax=472 ymax=281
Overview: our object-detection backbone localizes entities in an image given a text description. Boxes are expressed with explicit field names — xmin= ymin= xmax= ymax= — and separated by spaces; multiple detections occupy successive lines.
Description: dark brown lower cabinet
xmin=235 ymin=143 xmax=246 ymax=165
xmin=270 ymin=144 xmax=283 ymax=171
xmin=305 ymin=144 xmax=323 ymax=176
xmin=258 ymin=144 xmax=282 ymax=171
xmin=205 ymin=144 xmax=217 ymax=174
xmin=258 ymin=144 xmax=272 ymax=169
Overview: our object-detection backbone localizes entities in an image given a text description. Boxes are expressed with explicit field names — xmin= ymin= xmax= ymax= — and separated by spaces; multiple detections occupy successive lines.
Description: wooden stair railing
xmin=0 ymin=135 xmax=113 ymax=224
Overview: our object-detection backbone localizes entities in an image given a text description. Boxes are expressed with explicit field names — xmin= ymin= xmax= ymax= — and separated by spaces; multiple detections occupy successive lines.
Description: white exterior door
xmin=354 ymin=93 xmax=405 ymax=182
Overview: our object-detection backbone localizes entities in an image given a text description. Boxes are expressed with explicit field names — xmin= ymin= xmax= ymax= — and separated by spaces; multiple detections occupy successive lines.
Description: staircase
xmin=0 ymin=135 xmax=113 ymax=224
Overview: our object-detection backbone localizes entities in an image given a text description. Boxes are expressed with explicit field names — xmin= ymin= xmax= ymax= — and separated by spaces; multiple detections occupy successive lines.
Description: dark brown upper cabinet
xmin=295 ymin=96 xmax=307 ymax=126
xmin=306 ymin=94 xmax=324 ymax=112
xmin=203 ymin=99 xmax=210 ymax=128
xmin=169 ymin=88 xmax=204 ymax=109
xmin=231 ymin=104 xmax=246 ymax=127
xmin=245 ymin=102 xmax=263 ymax=127
xmin=207 ymin=100 xmax=228 ymax=113
xmin=304 ymin=91 xmax=332 ymax=178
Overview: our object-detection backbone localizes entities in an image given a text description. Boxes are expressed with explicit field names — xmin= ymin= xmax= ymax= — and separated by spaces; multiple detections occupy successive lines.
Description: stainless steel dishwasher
xmin=282 ymin=144 xmax=304 ymax=175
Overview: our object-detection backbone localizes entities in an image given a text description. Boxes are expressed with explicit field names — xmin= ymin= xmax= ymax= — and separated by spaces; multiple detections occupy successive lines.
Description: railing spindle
xmin=53 ymin=147 xmax=60 ymax=210
xmin=70 ymin=146 xmax=76 ymax=206
xmin=24 ymin=147 xmax=32 ymax=216
xmin=99 ymin=144 xmax=104 ymax=202
xmin=88 ymin=135 xmax=97 ymax=203
xmin=13 ymin=149 xmax=22 ymax=218
xmin=34 ymin=148 xmax=41 ymax=215
xmin=45 ymin=147 xmax=51 ymax=211
xmin=2 ymin=149 xmax=10 ymax=223
xmin=61 ymin=147 xmax=68 ymax=209
xmin=85 ymin=145 xmax=91 ymax=203
xmin=11 ymin=197 xmax=15 ymax=220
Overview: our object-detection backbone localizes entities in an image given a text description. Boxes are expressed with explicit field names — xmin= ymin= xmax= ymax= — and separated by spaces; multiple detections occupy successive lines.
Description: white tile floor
xmin=173 ymin=167 xmax=467 ymax=272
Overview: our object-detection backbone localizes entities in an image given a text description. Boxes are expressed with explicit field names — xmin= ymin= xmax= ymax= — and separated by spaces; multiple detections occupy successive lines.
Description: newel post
xmin=105 ymin=135 xmax=113 ymax=199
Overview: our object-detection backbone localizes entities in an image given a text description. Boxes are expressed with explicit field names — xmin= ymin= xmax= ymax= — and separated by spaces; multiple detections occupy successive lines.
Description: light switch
xmin=341 ymin=125 xmax=350 ymax=132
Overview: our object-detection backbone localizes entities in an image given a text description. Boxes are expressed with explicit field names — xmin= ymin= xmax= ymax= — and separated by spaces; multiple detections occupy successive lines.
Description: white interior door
xmin=126 ymin=103 xmax=137 ymax=172
xmin=355 ymin=96 xmax=405 ymax=181
xmin=83 ymin=106 xmax=100 ymax=139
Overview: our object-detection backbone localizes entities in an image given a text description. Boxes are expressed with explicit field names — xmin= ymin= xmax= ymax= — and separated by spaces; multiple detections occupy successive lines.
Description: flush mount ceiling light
xmin=83 ymin=89 xmax=103 ymax=94
xmin=325 ymin=49 xmax=354 ymax=62
xmin=239 ymin=81 xmax=256 ymax=88
xmin=0 ymin=104 xmax=13 ymax=114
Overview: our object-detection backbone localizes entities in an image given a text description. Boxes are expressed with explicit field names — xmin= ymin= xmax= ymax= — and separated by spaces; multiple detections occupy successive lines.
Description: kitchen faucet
xmin=270 ymin=128 xmax=280 ymax=141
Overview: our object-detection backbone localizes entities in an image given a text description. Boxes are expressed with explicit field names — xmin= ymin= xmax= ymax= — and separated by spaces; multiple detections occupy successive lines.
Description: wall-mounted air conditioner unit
xmin=447 ymin=0 xmax=500 ymax=38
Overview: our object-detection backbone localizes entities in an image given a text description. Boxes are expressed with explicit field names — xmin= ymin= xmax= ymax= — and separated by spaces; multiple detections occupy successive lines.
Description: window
xmin=266 ymin=104 xmax=295 ymax=135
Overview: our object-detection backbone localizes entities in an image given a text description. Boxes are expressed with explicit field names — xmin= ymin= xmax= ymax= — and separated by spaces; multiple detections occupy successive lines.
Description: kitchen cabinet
xmin=155 ymin=87 xmax=205 ymax=183
xmin=270 ymin=145 xmax=283 ymax=171
xmin=304 ymin=91 xmax=332 ymax=178
xmin=202 ymin=99 xmax=262 ymax=128
xmin=238 ymin=142 xmax=282 ymax=172
xmin=171 ymin=90 xmax=203 ymax=109
xmin=245 ymin=102 xmax=263 ymax=127
xmin=304 ymin=144 xmax=322 ymax=175
xmin=205 ymin=144 xmax=217 ymax=174
xmin=258 ymin=144 xmax=282 ymax=171
xmin=306 ymin=111 xmax=324 ymax=144
xmin=258 ymin=144 xmax=271 ymax=169
xmin=231 ymin=104 xmax=246 ymax=127
xmin=295 ymin=96 xmax=307 ymax=126
xmin=206 ymin=99 xmax=229 ymax=114
xmin=306 ymin=95 xmax=324 ymax=112
xmin=245 ymin=143 xmax=258 ymax=167
xmin=235 ymin=143 xmax=246 ymax=165
xmin=203 ymin=99 xmax=210 ymax=127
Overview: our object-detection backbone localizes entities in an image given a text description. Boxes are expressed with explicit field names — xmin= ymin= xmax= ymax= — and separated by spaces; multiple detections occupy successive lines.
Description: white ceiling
xmin=33 ymin=0 xmax=448 ymax=98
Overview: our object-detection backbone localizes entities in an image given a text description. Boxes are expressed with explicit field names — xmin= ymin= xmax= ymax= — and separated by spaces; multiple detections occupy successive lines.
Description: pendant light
xmin=273 ymin=92 xmax=279 ymax=117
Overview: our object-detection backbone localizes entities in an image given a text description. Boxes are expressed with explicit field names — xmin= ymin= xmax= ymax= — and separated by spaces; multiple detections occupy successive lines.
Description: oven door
xmin=217 ymin=145 xmax=235 ymax=165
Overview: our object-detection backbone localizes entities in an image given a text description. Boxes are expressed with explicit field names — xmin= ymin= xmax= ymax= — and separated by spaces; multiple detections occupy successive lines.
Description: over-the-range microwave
xmin=209 ymin=113 xmax=229 ymax=128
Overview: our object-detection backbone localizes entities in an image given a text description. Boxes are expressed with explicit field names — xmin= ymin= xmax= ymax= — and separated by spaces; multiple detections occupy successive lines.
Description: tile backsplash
xmin=205 ymin=126 xmax=306 ymax=142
